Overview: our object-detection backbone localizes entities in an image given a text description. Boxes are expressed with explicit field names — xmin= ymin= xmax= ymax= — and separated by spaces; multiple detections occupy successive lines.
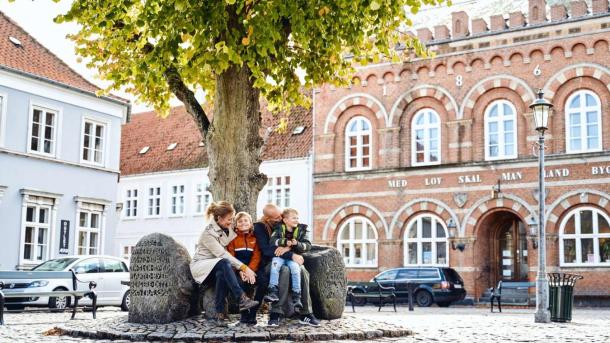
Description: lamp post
xmin=530 ymin=89 xmax=552 ymax=323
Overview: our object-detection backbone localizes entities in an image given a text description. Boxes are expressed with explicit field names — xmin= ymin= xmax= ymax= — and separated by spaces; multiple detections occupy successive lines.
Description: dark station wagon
xmin=347 ymin=267 xmax=466 ymax=307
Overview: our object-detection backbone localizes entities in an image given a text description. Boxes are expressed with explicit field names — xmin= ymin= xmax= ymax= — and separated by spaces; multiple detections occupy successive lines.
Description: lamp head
xmin=529 ymin=89 xmax=553 ymax=133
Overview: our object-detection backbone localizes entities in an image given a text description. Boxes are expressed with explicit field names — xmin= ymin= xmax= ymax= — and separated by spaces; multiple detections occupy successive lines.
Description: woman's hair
xmin=235 ymin=212 xmax=253 ymax=229
xmin=281 ymin=208 xmax=299 ymax=218
xmin=206 ymin=201 xmax=235 ymax=222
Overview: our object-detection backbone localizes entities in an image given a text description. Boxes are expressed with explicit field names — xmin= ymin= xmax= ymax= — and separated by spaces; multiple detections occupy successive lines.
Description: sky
xmin=0 ymin=0 xmax=575 ymax=113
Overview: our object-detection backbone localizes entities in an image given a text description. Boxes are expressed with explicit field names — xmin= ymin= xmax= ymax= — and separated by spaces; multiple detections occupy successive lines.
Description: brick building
xmin=312 ymin=0 xmax=610 ymax=303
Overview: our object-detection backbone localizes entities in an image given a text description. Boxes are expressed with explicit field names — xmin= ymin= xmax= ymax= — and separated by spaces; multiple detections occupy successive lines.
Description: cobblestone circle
xmin=56 ymin=312 xmax=410 ymax=342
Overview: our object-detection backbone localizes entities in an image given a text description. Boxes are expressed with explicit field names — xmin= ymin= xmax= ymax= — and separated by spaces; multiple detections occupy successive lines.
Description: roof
xmin=120 ymin=103 xmax=312 ymax=176
xmin=0 ymin=11 xmax=128 ymax=104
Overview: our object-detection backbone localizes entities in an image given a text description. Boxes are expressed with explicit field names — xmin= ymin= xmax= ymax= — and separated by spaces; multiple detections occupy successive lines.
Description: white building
xmin=114 ymin=104 xmax=313 ymax=259
xmin=0 ymin=12 xmax=130 ymax=270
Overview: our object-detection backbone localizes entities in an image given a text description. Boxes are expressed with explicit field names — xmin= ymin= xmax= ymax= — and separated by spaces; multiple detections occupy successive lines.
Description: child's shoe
xmin=291 ymin=291 xmax=303 ymax=311
xmin=264 ymin=285 xmax=280 ymax=303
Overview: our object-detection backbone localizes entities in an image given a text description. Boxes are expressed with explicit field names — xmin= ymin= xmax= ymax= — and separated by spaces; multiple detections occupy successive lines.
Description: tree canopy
xmin=53 ymin=0 xmax=449 ymax=119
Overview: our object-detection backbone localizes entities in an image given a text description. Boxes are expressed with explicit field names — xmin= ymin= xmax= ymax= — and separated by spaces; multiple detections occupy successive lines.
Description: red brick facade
xmin=312 ymin=1 xmax=610 ymax=302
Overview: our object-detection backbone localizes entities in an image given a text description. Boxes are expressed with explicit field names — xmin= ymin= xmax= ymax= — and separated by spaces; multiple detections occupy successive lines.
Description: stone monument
xmin=129 ymin=233 xmax=200 ymax=324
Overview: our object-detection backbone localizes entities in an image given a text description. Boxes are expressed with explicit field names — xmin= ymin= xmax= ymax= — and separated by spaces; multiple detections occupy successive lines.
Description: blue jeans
xmin=209 ymin=259 xmax=244 ymax=313
xmin=269 ymin=256 xmax=301 ymax=293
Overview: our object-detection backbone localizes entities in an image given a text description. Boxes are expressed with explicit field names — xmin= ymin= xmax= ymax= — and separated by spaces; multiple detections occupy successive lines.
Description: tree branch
xmin=164 ymin=66 xmax=210 ymax=134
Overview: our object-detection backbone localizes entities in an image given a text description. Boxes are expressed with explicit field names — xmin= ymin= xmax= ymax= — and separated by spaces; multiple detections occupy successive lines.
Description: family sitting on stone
xmin=189 ymin=201 xmax=320 ymax=327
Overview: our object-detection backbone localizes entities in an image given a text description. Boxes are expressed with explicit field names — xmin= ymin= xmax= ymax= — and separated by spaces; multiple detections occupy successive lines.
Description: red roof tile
xmin=0 ymin=11 xmax=128 ymax=103
xmin=120 ymin=103 xmax=312 ymax=176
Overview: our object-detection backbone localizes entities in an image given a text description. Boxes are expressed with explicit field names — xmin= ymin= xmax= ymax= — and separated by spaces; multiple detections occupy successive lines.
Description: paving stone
xmin=173 ymin=332 xmax=204 ymax=341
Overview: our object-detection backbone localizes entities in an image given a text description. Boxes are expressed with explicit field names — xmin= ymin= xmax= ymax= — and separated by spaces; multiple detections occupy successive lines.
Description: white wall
xmin=114 ymin=156 xmax=313 ymax=259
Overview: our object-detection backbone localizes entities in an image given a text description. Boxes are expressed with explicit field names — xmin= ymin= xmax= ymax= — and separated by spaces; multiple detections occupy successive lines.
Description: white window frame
xmin=565 ymin=90 xmax=602 ymax=154
xmin=124 ymin=188 xmax=139 ymax=219
xmin=193 ymin=182 xmax=212 ymax=216
xmin=336 ymin=216 xmax=378 ymax=268
xmin=27 ymin=102 xmax=62 ymax=158
xmin=559 ymin=206 xmax=610 ymax=267
xmin=411 ymin=109 xmax=441 ymax=166
xmin=0 ymin=92 xmax=8 ymax=148
xmin=403 ymin=213 xmax=449 ymax=266
xmin=344 ymin=116 xmax=373 ymax=172
xmin=146 ymin=185 xmax=162 ymax=218
xmin=21 ymin=203 xmax=52 ymax=264
xmin=265 ymin=176 xmax=291 ymax=208
xmin=484 ymin=100 xmax=518 ymax=161
xmin=169 ymin=184 xmax=186 ymax=217
xmin=76 ymin=207 xmax=103 ymax=256
xmin=18 ymin=190 xmax=60 ymax=268
xmin=80 ymin=116 xmax=109 ymax=167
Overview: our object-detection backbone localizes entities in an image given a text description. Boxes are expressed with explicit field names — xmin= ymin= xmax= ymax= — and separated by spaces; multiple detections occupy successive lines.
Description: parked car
xmin=347 ymin=267 xmax=466 ymax=307
xmin=0 ymin=255 xmax=130 ymax=311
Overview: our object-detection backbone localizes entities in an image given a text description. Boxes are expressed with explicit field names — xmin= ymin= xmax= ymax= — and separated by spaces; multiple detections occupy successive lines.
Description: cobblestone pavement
xmin=1 ymin=305 xmax=609 ymax=342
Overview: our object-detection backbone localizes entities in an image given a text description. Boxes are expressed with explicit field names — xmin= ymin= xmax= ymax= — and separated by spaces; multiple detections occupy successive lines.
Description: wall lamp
xmin=447 ymin=219 xmax=465 ymax=252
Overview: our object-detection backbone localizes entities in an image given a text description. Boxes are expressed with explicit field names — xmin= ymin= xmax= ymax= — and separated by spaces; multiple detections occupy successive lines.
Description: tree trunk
xmin=207 ymin=65 xmax=267 ymax=214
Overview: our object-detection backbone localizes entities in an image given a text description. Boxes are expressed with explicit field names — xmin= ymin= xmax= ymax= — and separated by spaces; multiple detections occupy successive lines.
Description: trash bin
xmin=547 ymin=273 xmax=583 ymax=323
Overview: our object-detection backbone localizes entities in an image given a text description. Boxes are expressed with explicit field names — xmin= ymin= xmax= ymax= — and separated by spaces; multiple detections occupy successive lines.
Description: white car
xmin=1 ymin=255 xmax=130 ymax=311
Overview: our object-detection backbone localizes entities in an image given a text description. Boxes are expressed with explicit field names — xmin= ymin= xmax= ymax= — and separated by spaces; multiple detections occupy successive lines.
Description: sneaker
xmin=299 ymin=313 xmax=320 ymax=326
xmin=239 ymin=312 xmax=257 ymax=326
xmin=264 ymin=286 xmax=280 ymax=303
xmin=238 ymin=293 xmax=259 ymax=312
xmin=291 ymin=291 xmax=303 ymax=311
xmin=267 ymin=313 xmax=281 ymax=327
xmin=210 ymin=313 xmax=228 ymax=327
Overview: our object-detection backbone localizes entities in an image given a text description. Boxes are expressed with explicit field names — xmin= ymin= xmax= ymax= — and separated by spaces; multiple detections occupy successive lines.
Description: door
xmin=72 ymin=257 xmax=103 ymax=304
xmin=497 ymin=219 xmax=529 ymax=282
xmin=394 ymin=268 xmax=418 ymax=298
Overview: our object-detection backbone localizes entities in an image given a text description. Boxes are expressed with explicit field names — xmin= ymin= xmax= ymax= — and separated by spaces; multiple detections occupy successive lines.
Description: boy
xmin=264 ymin=208 xmax=311 ymax=311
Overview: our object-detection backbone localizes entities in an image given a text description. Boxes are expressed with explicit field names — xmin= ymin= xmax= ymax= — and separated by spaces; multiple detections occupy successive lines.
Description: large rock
xmin=303 ymin=245 xmax=346 ymax=320
xmin=128 ymin=233 xmax=200 ymax=324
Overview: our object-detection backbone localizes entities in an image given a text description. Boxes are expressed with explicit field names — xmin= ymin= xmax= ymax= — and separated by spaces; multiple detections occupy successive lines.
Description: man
xmin=244 ymin=204 xmax=319 ymax=326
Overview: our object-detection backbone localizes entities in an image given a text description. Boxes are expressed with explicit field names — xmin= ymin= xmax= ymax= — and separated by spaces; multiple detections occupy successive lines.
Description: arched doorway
xmin=474 ymin=210 xmax=529 ymax=296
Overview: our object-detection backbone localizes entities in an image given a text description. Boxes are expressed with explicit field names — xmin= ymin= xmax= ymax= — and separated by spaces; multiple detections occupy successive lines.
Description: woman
xmin=190 ymin=201 xmax=258 ymax=326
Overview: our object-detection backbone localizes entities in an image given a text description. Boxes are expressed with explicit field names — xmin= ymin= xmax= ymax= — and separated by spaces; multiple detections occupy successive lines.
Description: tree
xmin=52 ymin=0 xmax=449 ymax=214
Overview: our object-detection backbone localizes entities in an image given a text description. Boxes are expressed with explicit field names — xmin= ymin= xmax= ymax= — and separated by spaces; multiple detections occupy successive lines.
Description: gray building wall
xmin=0 ymin=74 xmax=127 ymax=270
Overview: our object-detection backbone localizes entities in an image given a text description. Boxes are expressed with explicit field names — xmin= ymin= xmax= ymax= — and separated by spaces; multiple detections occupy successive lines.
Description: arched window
xmin=345 ymin=116 xmax=372 ymax=171
xmin=560 ymin=207 xmax=610 ymax=266
xmin=404 ymin=214 xmax=448 ymax=266
xmin=484 ymin=100 xmax=517 ymax=160
xmin=565 ymin=90 xmax=602 ymax=153
xmin=412 ymin=109 xmax=441 ymax=166
xmin=337 ymin=216 xmax=378 ymax=267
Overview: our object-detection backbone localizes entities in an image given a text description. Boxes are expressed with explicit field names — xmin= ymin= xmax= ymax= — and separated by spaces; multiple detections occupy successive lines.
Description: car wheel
xmin=437 ymin=301 xmax=452 ymax=307
xmin=350 ymin=289 xmax=367 ymax=306
xmin=121 ymin=290 xmax=130 ymax=311
xmin=49 ymin=287 xmax=71 ymax=311
xmin=415 ymin=291 xmax=433 ymax=307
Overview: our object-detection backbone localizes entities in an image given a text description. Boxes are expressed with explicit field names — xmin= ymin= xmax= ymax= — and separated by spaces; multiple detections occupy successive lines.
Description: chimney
xmin=434 ymin=25 xmax=450 ymax=40
xmin=551 ymin=4 xmax=568 ymax=21
xmin=472 ymin=18 xmax=489 ymax=34
xmin=416 ymin=28 xmax=433 ymax=43
xmin=490 ymin=14 xmax=507 ymax=31
xmin=592 ymin=0 xmax=609 ymax=14
xmin=509 ymin=11 xmax=526 ymax=28
xmin=529 ymin=0 xmax=547 ymax=24
xmin=570 ymin=1 xmax=589 ymax=17
xmin=452 ymin=11 xmax=470 ymax=38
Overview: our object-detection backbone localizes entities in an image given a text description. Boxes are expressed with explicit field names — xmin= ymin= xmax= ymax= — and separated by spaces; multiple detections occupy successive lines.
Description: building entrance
xmin=495 ymin=215 xmax=529 ymax=283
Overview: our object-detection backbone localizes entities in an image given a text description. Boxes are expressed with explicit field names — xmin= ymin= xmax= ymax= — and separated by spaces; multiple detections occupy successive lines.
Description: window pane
xmin=489 ymin=122 xmax=498 ymax=133
xmin=587 ymin=137 xmax=599 ymax=150
xmin=570 ymin=138 xmax=581 ymax=151
xmin=489 ymin=145 xmax=498 ymax=157
xmin=437 ymin=242 xmax=447 ymax=264
xmin=489 ymin=133 xmax=498 ymax=145
xmin=504 ymin=119 xmax=514 ymax=131
xmin=408 ymin=243 xmax=417 ymax=264
xmin=362 ymin=157 xmax=370 ymax=167
xmin=422 ymin=242 xmax=432 ymax=264
xmin=45 ymin=112 xmax=54 ymax=126
xmin=586 ymin=111 xmax=598 ymax=124
xmin=585 ymin=94 xmax=596 ymax=107
xmin=436 ymin=223 xmax=445 ymax=238
xmin=285 ymin=176 xmax=290 ymax=185
xmin=362 ymin=135 xmax=369 ymax=145
xmin=581 ymin=238 xmax=595 ymax=263
xmin=33 ymin=109 xmax=41 ymax=123
xmin=416 ymin=113 xmax=425 ymax=125
xmin=79 ymin=212 xmax=87 ymax=227
xmin=366 ymin=243 xmax=376 ymax=264
xmin=408 ymin=224 xmax=417 ymax=238
xmin=598 ymin=238 xmax=610 ymax=263
xmin=26 ymin=207 xmax=34 ymax=222
xmin=354 ymin=221 xmax=363 ymax=239
xmin=30 ymin=137 xmax=39 ymax=151
xmin=38 ymin=228 xmax=47 ymax=245
xmin=25 ymin=227 xmax=33 ymax=243
xmin=569 ymin=113 xmax=580 ymax=126
xmin=564 ymin=215 xmax=575 ymax=234
xmin=90 ymin=213 xmax=99 ymax=229
xmin=367 ymin=224 xmax=375 ymax=240
xmin=598 ymin=214 xmax=610 ymax=234
xmin=422 ymin=217 xmax=432 ymax=238
xmin=354 ymin=243 xmax=362 ymax=264
xmin=569 ymin=95 xmax=579 ymax=109
xmin=341 ymin=226 xmax=350 ymax=240
xmin=504 ymin=144 xmax=514 ymax=156
xmin=580 ymin=210 xmax=593 ymax=234
xmin=503 ymin=103 xmax=512 ymax=116
xmin=429 ymin=112 xmax=438 ymax=124
xmin=489 ymin=105 xmax=498 ymax=117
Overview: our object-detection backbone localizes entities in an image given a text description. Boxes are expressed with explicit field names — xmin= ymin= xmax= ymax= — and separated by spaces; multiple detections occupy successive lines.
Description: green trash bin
xmin=547 ymin=273 xmax=583 ymax=323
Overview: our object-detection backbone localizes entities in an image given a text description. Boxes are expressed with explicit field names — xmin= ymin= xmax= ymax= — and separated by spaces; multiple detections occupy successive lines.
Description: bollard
xmin=407 ymin=282 xmax=414 ymax=311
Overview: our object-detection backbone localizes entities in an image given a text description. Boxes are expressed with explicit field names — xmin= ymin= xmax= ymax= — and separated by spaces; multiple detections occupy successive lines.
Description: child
xmin=264 ymin=208 xmax=311 ymax=311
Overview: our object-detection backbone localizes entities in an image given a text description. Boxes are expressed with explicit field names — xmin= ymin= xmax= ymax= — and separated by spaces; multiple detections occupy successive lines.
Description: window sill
xmin=144 ymin=216 xmax=162 ymax=220
xmin=121 ymin=217 xmax=138 ymax=221
xmin=560 ymin=263 xmax=610 ymax=268
xmin=168 ymin=214 xmax=185 ymax=219
xmin=344 ymin=264 xmax=379 ymax=269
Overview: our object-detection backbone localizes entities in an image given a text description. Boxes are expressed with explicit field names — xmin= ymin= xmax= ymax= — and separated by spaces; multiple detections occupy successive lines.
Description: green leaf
xmin=370 ymin=1 xmax=381 ymax=10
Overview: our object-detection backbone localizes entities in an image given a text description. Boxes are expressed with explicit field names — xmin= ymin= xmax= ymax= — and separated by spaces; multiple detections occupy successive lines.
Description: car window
xmin=103 ymin=259 xmax=128 ymax=272
xmin=375 ymin=270 xmax=398 ymax=281
xmin=32 ymin=258 xmax=78 ymax=271
xmin=73 ymin=258 xmax=101 ymax=274
xmin=418 ymin=269 xmax=441 ymax=279
xmin=397 ymin=269 xmax=418 ymax=280
xmin=122 ymin=262 xmax=129 ymax=272
xmin=443 ymin=268 xmax=463 ymax=283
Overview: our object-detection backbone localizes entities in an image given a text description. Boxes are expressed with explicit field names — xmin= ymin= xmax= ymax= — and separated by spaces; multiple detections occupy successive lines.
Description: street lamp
xmin=529 ymin=89 xmax=552 ymax=323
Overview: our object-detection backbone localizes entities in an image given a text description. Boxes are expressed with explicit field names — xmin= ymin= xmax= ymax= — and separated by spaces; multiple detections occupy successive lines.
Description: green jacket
xmin=270 ymin=223 xmax=312 ymax=254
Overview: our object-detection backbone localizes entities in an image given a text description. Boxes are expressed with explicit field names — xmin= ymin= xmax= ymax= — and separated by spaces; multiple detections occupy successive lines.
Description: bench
xmin=489 ymin=280 xmax=535 ymax=312
xmin=348 ymin=278 xmax=397 ymax=312
xmin=0 ymin=269 xmax=97 ymax=325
